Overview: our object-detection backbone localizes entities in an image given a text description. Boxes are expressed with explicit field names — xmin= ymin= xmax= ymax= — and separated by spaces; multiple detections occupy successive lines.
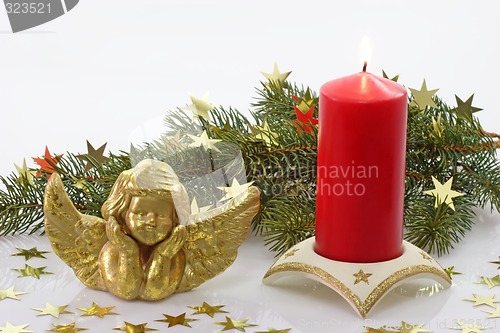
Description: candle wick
xmin=362 ymin=62 xmax=367 ymax=72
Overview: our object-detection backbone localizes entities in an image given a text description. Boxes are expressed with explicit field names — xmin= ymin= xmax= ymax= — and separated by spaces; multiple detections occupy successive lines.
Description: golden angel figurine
xmin=44 ymin=159 xmax=260 ymax=300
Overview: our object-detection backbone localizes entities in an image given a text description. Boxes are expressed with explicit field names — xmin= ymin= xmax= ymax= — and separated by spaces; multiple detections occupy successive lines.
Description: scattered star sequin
xmin=464 ymin=294 xmax=500 ymax=307
xmin=214 ymin=316 xmax=257 ymax=332
xmin=424 ymin=176 xmax=464 ymax=211
xmin=255 ymin=328 xmax=292 ymax=333
xmin=77 ymin=302 xmax=117 ymax=318
xmin=0 ymin=287 xmax=26 ymax=301
xmin=483 ymin=306 xmax=500 ymax=318
xmin=475 ymin=275 xmax=500 ymax=289
xmin=181 ymin=94 xmax=216 ymax=121
xmin=155 ymin=313 xmax=197 ymax=328
xmin=396 ymin=321 xmax=432 ymax=333
xmin=188 ymin=302 xmax=228 ymax=318
xmin=261 ymin=63 xmax=291 ymax=88
xmin=46 ymin=323 xmax=87 ymax=333
xmin=32 ymin=303 xmax=73 ymax=318
xmin=77 ymin=141 xmax=110 ymax=173
xmin=218 ymin=179 xmax=254 ymax=202
xmin=113 ymin=322 xmax=157 ymax=332
xmin=444 ymin=266 xmax=462 ymax=279
xmin=449 ymin=320 xmax=491 ymax=333
xmin=0 ymin=322 xmax=34 ymax=333
xmin=409 ymin=80 xmax=439 ymax=111
xmin=13 ymin=264 xmax=53 ymax=279
xmin=11 ymin=247 xmax=49 ymax=261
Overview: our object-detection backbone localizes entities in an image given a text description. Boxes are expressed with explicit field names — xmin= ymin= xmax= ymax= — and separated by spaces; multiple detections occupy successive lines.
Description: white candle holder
xmin=262 ymin=237 xmax=452 ymax=318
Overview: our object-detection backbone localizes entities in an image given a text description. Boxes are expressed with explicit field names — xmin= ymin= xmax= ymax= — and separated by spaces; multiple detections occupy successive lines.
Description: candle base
xmin=262 ymin=237 xmax=451 ymax=318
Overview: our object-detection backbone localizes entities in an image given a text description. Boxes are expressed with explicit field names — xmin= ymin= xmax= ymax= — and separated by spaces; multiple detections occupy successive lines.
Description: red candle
xmin=315 ymin=66 xmax=407 ymax=263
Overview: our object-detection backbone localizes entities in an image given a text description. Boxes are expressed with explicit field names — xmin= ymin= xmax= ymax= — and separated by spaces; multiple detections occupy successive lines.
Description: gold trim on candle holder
xmin=263 ymin=238 xmax=452 ymax=318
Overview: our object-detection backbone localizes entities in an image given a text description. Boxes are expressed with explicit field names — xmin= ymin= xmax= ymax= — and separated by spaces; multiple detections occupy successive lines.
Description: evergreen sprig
xmin=0 ymin=73 xmax=499 ymax=258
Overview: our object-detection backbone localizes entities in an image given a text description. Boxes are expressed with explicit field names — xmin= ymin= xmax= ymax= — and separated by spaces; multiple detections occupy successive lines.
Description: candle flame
xmin=360 ymin=36 xmax=371 ymax=71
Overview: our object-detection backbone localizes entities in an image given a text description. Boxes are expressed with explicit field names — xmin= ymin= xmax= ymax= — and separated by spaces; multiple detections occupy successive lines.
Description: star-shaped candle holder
xmin=263 ymin=237 xmax=451 ymax=318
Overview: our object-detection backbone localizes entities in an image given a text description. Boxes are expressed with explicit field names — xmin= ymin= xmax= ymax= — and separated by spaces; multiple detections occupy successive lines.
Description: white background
xmin=1 ymin=1 xmax=500 ymax=332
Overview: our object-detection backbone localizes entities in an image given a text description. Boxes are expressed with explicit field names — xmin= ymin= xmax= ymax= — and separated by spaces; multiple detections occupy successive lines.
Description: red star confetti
xmin=293 ymin=104 xmax=318 ymax=134
xmin=32 ymin=146 xmax=63 ymax=178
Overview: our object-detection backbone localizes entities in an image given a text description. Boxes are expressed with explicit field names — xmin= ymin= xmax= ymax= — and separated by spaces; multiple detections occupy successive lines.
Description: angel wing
xmin=176 ymin=186 xmax=260 ymax=292
xmin=44 ymin=173 xmax=107 ymax=290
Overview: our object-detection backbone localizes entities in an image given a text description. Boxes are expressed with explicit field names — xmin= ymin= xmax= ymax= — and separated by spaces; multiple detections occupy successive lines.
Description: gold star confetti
xmin=155 ymin=313 xmax=198 ymax=328
xmin=419 ymin=251 xmax=433 ymax=262
xmin=382 ymin=70 xmax=400 ymax=82
xmin=353 ymin=269 xmax=372 ymax=285
xmin=255 ymin=329 xmax=292 ymax=333
xmin=47 ymin=323 xmax=88 ymax=333
xmin=363 ymin=326 xmax=393 ymax=333
xmin=33 ymin=303 xmax=73 ymax=318
xmin=409 ymin=80 xmax=439 ymax=111
xmin=188 ymin=130 xmax=222 ymax=151
xmin=464 ymin=294 xmax=500 ymax=307
xmin=13 ymin=264 xmax=52 ymax=279
xmin=72 ymin=178 xmax=89 ymax=193
xmin=431 ymin=114 xmax=445 ymax=139
xmin=453 ymin=94 xmax=482 ymax=123
xmin=490 ymin=256 xmax=500 ymax=269
xmin=284 ymin=248 xmax=299 ymax=259
xmin=11 ymin=247 xmax=49 ymax=261
xmin=181 ymin=94 xmax=216 ymax=121
xmin=253 ymin=119 xmax=279 ymax=146
xmin=293 ymin=87 xmax=316 ymax=113
xmin=113 ymin=322 xmax=157 ymax=332
xmin=14 ymin=159 xmax=36 ymax=186
xmin=475 ymin=275 xmax=500 ymax=289
xmin=449 ymin=320 xmax=491 ymax=333
xmin=444 ymin=266 xmax=462 ymax=279
xmin=77 ymin=141 xmax=110 ymax=173
xmin=261 ymin=63 xmax=291 ymax=88
xmin=424 ymin=176 xmax=464 ymax=211
xmin=483 ymin=306 xmax=500 ymax=318
xmin=189 ymin=302 xmax=228 ymax=318
xmin=0 ymin=286 xmax=26 ymax=301
xmin=218 ymin=178 xmax=254 ymax=202
xmin=0 ymin=322 xmax=33 ymax=333
xmin=396 ymin=321 xmax=432 ymax=333
xmin=190 ymin=197 xmax=212 ymax=214
xmin=77 ymin=302 xmax=117 ymax=318
xmin=214 ymin=317 xmax=257 ymax=332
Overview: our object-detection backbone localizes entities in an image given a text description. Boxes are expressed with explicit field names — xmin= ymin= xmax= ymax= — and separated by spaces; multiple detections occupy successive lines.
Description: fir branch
xmin=404 ymin=197 xmax=475 ymax=256
xmin=259 ymin=196 xmax=316 ymax=255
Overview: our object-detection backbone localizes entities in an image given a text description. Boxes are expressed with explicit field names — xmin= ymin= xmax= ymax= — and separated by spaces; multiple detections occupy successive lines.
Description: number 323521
xmin=5 ymin=2 xmax=51 ymax=14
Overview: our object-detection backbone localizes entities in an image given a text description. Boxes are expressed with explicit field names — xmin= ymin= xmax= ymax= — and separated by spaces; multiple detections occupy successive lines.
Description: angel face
xmin=124 ymin=195 xmax=175 ymax=246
